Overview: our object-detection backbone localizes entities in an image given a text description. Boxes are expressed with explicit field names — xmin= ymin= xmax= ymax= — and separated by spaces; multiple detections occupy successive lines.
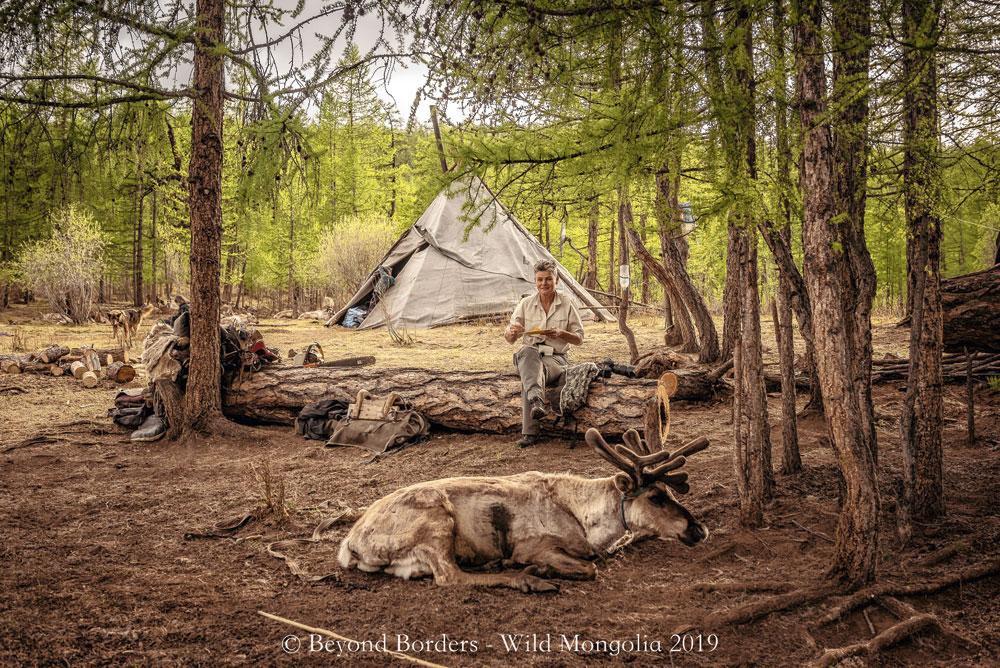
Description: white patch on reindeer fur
xmin=385 ymin=555 xmax=430 ymax=580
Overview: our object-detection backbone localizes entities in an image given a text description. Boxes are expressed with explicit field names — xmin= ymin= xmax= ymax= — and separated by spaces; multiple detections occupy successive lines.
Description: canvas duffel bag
xmin=326 ymin=390 xmax=428 ymax=456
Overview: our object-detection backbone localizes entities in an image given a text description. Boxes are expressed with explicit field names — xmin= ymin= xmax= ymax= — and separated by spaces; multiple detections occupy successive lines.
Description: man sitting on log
xmin=503 ymin=259 xmax=585 ymax=448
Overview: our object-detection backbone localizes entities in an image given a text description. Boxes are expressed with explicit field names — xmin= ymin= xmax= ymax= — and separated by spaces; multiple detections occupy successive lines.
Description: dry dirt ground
xmin=1 ymin=302 xmax=998 ymax=666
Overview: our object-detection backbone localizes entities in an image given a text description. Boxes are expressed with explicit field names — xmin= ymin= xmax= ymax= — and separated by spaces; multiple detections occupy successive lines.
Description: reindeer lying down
xmin=338 ymin=428 xmax=709 ymax=593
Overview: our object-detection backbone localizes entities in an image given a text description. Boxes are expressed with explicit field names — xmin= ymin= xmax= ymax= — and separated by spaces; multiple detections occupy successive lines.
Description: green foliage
xmin=17 ymin=205 xmax=105 ymax=323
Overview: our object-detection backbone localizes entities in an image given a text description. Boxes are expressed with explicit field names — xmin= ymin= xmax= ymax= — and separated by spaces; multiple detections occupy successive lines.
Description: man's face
xmin=535 ymin=270 xmax=557 ymax=297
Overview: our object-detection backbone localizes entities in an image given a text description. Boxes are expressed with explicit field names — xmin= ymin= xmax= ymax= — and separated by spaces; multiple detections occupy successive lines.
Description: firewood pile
xmin=0 ymin=345 xmax=135 ymax=387
xmin=871 ymin=350 xmax=1000 ymax=384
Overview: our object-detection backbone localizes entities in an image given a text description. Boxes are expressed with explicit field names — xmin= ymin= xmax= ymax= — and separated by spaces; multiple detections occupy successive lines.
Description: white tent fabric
xmin=330 ymin=175 xmax=615 ymax=329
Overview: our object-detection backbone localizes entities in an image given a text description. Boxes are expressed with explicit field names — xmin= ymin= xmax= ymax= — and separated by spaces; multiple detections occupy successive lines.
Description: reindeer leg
xmin=525 ymin=549 xmax=598 ymax=581
xmin=513 ymin=538 xmax=598 ymax=580
xmin=411 ymin=544 xmax=559 ymax=593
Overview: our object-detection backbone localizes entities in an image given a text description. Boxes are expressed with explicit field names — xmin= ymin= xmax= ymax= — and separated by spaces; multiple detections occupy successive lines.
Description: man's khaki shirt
xmin=509 ymin=291 xmax=585 ymax=354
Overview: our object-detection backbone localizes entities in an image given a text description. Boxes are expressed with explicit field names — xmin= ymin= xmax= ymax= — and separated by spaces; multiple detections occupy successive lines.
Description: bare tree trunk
xmin=639 ymin=212 xmax=650 ymax=304
xmin=584 ymin=200 xmax=599 ymax=289
xmin=721 ymin=225 xmax=740 ymax=361
xmin=150 ymin=189 xmax=158 ymax=303
xmin=617 ymin=193 xmax=640 ymax=363
xmin=608 ymin=208 xmax=617 ymax=298
xmin=133 ymin=182 xmax=144 ymax=307
xmin=183 ymin=0 xmax=226 ymax=433
xmin=774 ymin=282 xmax=802 ymax=474
xmin=900 ymin=0 xmax=945 ymax=527
xmin=655 ymin=161 xmax=700 ymax=353
xmin=771 ymin=0 xmax=801 ymax=474
xmin=725 ymin=1 xmax=773 ymax=525
xmin=795 ymin=0 xmax=879 ymax=587
xmin=832 ymin=0 xmax=878 ymax=467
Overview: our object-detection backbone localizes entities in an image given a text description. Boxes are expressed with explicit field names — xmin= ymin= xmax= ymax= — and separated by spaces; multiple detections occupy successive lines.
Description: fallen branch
xmin=692 ymin=580 xmax=794 ymax=594
xmin=818 ymin=558 xmax=1000 ymax=626
xmin=258 ymin=610 xmax=447 ymax=668
xmin=790 ymin=519 xmax=835 ymax=544
xmin=810 ymin=612 xmax=937 ymax=667
xmin=677 ymin=584 xmax=833 ymax=631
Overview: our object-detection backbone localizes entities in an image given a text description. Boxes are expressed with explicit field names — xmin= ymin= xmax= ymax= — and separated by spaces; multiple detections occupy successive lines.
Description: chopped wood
xmin=2 ymin=360 xmax=22 ymax=374
xmin=70 ymin=361 xmax=87 ymax=379
xmin=34 ymin=345 xmax=69 ymax=364
xmin=81 ymin=348 xmax=102 ymax=373
xmin=81 ymin=370 xmax=99 ymax=388
xmin=105 ymin=361 xmax=136 ymax=384
xmin=69 ymin=346 xmax=125 ymax=363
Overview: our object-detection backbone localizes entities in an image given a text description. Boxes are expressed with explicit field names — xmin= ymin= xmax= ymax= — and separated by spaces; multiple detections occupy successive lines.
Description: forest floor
xmin=1 ymin=302 xmax=998 ymax=666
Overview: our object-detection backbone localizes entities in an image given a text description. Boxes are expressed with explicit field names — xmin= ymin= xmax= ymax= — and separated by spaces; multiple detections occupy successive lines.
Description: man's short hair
xmin=533 ymin=259 xmax=557 ymax=275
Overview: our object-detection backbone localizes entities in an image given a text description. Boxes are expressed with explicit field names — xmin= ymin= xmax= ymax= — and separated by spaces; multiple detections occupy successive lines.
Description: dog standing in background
xmin=108 ymin=303 xmax=156 ymax=351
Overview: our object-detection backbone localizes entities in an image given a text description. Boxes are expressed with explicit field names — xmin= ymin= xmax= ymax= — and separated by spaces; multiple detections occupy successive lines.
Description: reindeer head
xmin=586 ymin=428 xmax=709 ymax=547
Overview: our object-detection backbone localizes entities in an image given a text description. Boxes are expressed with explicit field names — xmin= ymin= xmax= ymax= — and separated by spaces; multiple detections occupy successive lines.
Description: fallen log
xmin=224 ymin=366 xmax=721 ymax=435
xmin=941 ymin=265 xmax=1000 ymax=352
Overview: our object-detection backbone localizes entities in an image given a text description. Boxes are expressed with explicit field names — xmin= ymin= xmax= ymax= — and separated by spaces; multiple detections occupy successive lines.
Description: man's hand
xmin=505 ymin=322 xmax=525 ymax=344
xmin=541 ymin=328 xmax=583 ymax=346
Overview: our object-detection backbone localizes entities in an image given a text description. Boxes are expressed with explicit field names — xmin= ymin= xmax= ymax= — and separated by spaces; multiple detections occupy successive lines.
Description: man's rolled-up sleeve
xmin=510 ymin=298 xmax=525 ymax=326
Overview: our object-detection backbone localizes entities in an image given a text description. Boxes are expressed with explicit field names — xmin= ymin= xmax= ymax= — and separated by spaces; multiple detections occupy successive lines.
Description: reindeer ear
xmin=612 ymin=473 xmax=635 ymax=495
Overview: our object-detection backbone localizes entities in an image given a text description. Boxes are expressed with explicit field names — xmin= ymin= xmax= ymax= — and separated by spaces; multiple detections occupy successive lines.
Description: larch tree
xmin=900 ymin=0 xmax=946 ymax=531
xmin=1 ymin=0 xmax=412 ymax=435
xmin=794 ymin=0 xmax=880 ymax=587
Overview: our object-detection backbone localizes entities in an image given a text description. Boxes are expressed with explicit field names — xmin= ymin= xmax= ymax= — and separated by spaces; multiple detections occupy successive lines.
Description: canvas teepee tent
xmin=328 ymin=175 xmax=615 ymax=329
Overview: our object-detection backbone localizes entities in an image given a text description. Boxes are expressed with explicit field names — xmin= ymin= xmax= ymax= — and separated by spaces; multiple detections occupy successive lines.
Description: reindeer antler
xmin=585 ymin=428 xmax=709 ymax=495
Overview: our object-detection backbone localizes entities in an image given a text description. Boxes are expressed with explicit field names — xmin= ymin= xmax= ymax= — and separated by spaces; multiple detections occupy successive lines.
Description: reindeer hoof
xmin=518 ymin=567 xmax=559 ymax=593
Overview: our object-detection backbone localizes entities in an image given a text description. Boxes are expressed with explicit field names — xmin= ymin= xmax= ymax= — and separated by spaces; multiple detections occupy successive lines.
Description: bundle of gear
xmin=108 ymin=305 xmax=279 ymax=442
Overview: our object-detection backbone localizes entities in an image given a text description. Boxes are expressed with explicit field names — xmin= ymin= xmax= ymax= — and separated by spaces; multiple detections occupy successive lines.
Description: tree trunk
xmin=795 ymin=0 xmax=879 ymax=588
xmin=725 ymin=1 xmax=773 ymax=526
xmin=900 ymin=0 xmax=945 ymax=527
xmin=617 ymin=193 xmax=640 ymax=363
xmin=832 ymin=0 xmax=878 ymax=465
xmin=224 ymin=367 xmax=720 ymax=433
xmin=628 ymin=227 xmax=719 ymax=364
xmin=721 ymin=225 xmax=741 ymax=362
xmin=774 ymin=288 xmax=802 ymax=474
xmin=183 ymin=0 xmax=226 ymax=433
xmin=771 ymin=0 xmax=801 ymax=475
xmin=655 ymin=162 xmax=700 ymax=354
xmin=150 ymin=189 xmax=158 ymax=303
xmin=639 ymin=212 xmax=651 ymax=304
xmin=584 ymin=200 xmax=599 ymax=289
